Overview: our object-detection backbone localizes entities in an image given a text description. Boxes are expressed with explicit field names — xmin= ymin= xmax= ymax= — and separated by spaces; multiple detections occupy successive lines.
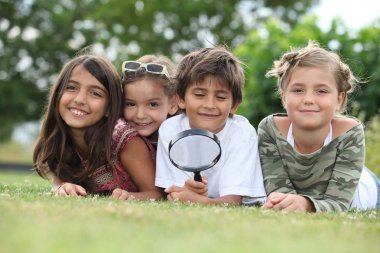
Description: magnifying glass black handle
xmin=194 ymin=171 xmax=202 ymax=182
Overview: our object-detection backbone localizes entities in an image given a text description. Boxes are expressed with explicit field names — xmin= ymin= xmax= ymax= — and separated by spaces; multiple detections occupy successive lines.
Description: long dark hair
xmin=33 ymin=54 xmax=122 ymax=184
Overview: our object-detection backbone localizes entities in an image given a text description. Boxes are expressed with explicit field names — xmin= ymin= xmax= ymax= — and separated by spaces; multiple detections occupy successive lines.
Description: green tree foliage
xmin=365 ymin=115 xmax=380 ymax=176
xmin=0 ymin=0 xmax=100 ymax=139
xmin=0 ymin=0 xmax=318 ymax=140
xmin=235 ymin=16 xmax=380 ymax=127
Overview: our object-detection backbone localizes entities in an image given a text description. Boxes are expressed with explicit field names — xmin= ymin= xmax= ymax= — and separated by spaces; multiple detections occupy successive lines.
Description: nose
xmin=136 ymin=106 xmax=146 ymax=119
xmin=74 ymin=90 xmax=86 ymax=105
xmin=204 ymin=95 xmax=216 ymax=109
xmin=303 ymin=91 xmax=314 ymax=105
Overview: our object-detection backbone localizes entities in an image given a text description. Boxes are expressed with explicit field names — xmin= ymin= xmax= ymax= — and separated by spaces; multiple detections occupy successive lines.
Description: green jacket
xmin=258 ymin=114 xmax=364 ymax=212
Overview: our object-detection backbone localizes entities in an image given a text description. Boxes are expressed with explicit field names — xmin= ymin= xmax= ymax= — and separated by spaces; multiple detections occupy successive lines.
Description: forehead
xmin=124 ymin=78 xmax=167 ymax=99
xmin=190 ymin=75 xmax=231 ymax=91
xmin=287 ymin=67 xmax=336 ymax=86
xmin=69 ymin=64 xmax=104 ymax=87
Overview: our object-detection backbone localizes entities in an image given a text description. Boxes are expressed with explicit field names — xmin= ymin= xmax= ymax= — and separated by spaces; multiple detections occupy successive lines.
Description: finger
xmin=112 ymin=188 xmax=122 ymax=199
xmin=56 ymin=187 xmax=68 ymax=197
xmin=66 ymin=186 xmax=79 ymax=196
xmin=261 ymin=200 xmax=274 ymax=209
xmin=268 ymin=192 xmax=286 ymax=205
xmin=119 ymin=191 xmax=130 ymax=200
xmin=167 ymin=193 xmax=174 ymax=202
xmin=202 ymin=176 xmax=208 ymax=184
xmin=167 ymin=192 xmax=179 ymax=202
xmin=282 ymin=204 xmax=299 ymax=212
xmin=184 ymin=179 xmax=205 ymax=189
xmin=75 ymin=185 xmax=87 ymax=196
xmin=272 ymin=196 xmax=292 ymax=211
xmin=165 ymin=185 xmax=182 ymax=193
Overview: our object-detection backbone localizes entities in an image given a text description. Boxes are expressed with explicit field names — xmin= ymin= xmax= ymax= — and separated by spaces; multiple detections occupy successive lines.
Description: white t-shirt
xmin=155 ymin=114 xmax=266 ymax=201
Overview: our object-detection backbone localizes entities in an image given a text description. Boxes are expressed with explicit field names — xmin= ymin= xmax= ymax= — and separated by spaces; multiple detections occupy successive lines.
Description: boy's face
xmin=178 ymin=75 xmax=239 ymax=134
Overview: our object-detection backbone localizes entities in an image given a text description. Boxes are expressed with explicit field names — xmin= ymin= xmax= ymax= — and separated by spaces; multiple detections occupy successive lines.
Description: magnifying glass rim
xmin=168 ymin=128 xmax=222 ymax=172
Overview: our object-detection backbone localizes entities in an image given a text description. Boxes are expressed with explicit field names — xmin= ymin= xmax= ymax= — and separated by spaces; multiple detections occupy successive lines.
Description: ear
xmin=229 ymin=102 xmax=240 ymax=115
xmin=104 ymin=108 xmax=110 ymax=117
xmin=177 ymin=93 xmax=186 ymax=110
xmin=280 ymin=90 xmax=287 ymax=110
xmin=336 ymin=92 xmax=346 ymax=112
xmin=168 ymin=96 xmax=179 ymax=116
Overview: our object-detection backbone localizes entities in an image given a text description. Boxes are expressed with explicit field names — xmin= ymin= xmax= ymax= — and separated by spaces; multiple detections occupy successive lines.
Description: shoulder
xmin=113 ymin=118 xmax=136 ymax=134
xmin=332 ymin=116 xmax=363 ymax=139
xmin=258 ymin=113 xmax=288 ymax=139
xmin=113 ymin=118 xmax=137 ymax=137
xmin=228 ymin=115 xmax=256 ymax=135
xmin=159 ymin=114 xmax=187 ymax=140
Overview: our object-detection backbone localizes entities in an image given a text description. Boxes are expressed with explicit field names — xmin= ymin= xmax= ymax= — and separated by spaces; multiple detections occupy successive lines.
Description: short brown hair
xmin=175 ymin=47 xmax=245 ymax=107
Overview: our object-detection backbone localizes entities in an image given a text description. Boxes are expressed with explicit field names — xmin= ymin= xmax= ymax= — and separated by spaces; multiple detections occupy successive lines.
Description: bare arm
xmin=165 ymin=184 xmax=242 ymax=205
xmin=112 ymin=136 xmax=164 ymax=200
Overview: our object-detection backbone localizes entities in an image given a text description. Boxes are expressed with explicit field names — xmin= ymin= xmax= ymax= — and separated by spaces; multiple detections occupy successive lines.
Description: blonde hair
xmin=266 ymin=41 xmax=359 ymax=112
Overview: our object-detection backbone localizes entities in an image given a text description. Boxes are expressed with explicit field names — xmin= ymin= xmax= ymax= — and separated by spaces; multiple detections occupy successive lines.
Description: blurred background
xmin=1 ymin=0 xmax=380 ymax=171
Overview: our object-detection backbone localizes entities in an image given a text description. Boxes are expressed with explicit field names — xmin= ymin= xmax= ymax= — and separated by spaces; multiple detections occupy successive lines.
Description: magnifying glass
xmin=168 ymin=129 xmax=222 ymax=182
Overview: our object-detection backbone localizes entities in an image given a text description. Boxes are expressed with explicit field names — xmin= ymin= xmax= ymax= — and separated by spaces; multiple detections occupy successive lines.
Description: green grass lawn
xmin=0 ymin=170 xmax=379 ymax=253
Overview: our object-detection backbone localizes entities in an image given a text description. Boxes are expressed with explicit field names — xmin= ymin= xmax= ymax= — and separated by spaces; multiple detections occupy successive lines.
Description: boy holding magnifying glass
xmin=155 ymin=47 xmax=266 ymax=205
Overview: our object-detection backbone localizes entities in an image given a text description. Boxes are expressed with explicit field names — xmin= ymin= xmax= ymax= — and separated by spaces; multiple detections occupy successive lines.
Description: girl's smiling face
xmin=123 ymin=78 xmax=177 ymax=140
xmin=59 ymin=64 xmax=109 ymax=137
xmin=282 ymin=67 xmax=345 ymax=131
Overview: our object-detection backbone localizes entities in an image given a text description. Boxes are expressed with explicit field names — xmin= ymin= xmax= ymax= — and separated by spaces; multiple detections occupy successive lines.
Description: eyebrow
xmin=68 ymin=79 xmax=107 ymax=91
xmin=289 ymin=82 xmax=331 ymax=88
xmin=124 ymin=97 xmax=163 ymax=102
xmin=191 ymin=87 xmax=229 ymax=93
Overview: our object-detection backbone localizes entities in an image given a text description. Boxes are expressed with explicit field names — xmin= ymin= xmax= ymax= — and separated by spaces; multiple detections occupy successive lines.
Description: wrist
xmin=303 ymin=196 xmax=316 ymax=212
xmin=52 ymin=183 xmax=65 ymax=193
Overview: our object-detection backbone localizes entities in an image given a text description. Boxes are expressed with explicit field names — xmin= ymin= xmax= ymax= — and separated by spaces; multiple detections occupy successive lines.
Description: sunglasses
xmin=122 ymin=61 xmax=170 ymax=79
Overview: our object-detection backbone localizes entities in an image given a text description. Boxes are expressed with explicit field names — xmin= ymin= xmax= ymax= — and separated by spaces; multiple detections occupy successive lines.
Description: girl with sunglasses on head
xmin=111 ymin=55 xmax=178 ymax=200
xmin=33 ymin=53 xmax=164 ymax=200
xmin=121 ymin=55 xmax=178 ymax=149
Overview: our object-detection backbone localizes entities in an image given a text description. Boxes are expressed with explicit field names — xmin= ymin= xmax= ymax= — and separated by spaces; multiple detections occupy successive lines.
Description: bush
xmin=365 ymin=114 xmax=380 ymax=176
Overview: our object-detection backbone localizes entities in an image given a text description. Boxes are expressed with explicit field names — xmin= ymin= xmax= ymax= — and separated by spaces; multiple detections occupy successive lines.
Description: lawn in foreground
xmin=0 ymin=170 xmax=379 ymax=253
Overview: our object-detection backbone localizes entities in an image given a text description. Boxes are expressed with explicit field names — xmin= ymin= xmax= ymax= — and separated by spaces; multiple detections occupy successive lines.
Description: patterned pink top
xmin=83 ymin=119 xmax=155 ymax=194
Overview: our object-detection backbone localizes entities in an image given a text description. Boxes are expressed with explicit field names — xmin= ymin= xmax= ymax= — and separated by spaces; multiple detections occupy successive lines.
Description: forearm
xmin=206 ymin=195 xmax=242 ymax=205
xmin=126 ymin=188 xmax=165 ymax=200
xmin=198 ymin=195 xmax=242 ymax=205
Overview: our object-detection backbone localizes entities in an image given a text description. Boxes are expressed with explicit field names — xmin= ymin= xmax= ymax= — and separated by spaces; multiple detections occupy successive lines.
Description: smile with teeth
xmin=134 ymin=122 xmax=152 ymax=127
xmin=70 ymin=108 xmax=88 ymax=117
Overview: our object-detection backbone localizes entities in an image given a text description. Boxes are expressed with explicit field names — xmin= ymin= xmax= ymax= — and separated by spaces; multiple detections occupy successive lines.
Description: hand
xmin=183 ymin=177 xmax=208 ymax=196
xmin=53 ymin=182 xmax=87 ymax=197
xmin=111 ymin=188 xmax=133 ymax=200
xmin=262 ymin=192 xmax=287 ymax=208
xmin=165 ymin=185 xmax=208 ymax=204
xmin=262 ymin=192 xmax=315 ymax=212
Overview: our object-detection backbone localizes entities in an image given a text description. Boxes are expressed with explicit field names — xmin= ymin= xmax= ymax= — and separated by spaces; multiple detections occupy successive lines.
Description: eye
xmin=194 ymin=92 xmax=205 ymax=97
xmin=65 ymin=83 xmax=77 ymax=91
xmin=124 ymin=102 xmax=135 ymax=107
xmin=291 ymin=88 xmax=303 ymax=93
xmin=316 ymin=89 xmax=328 ymax=94
xmin=148 ymin=102 xmax=160 ymax=108
xmin=90 ymin=90 xmax=102 ymax=97
xmin=216 ymin=94 xmax=227 ymax=100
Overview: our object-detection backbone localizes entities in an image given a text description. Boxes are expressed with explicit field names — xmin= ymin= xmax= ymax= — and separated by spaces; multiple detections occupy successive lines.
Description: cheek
xmin=123 ymin=107 xmax=133 ymax=119
xmin=153 ymin=110 xmax=169 ymax=123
